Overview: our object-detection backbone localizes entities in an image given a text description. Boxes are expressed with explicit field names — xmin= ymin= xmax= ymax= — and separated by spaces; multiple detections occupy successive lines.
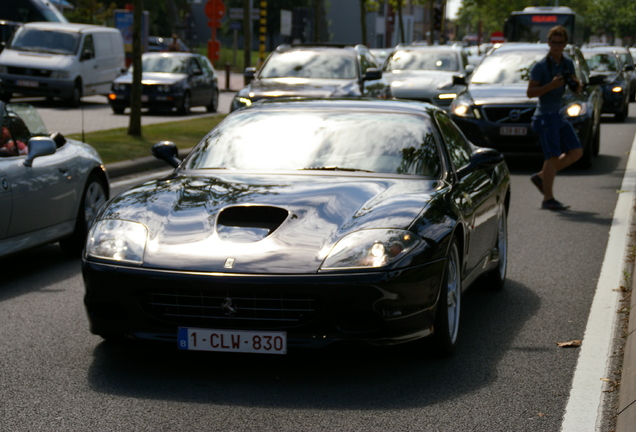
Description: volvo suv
xmin=450 ymin=43 xmax=604 ymax=169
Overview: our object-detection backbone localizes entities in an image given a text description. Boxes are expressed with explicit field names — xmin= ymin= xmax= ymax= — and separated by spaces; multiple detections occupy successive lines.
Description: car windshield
xmin=137 ymin=55 xmax=188 ymax=73
xmin=385 ymin=49 xmax=459 ymax=72
xmin=185 ymin=110 xmax=441 ymax=177
xmin=5 ymin=103 xmax=48 ymax=136
xmin=259 ymin=51 xmax=357 ymax=79
xmin=583 ymin=53 xmax=620 ymax=72
xmin=470 ymin=50 xmax=546 ymax=84
xmin=8 ymin=28 xmax=80 ymax=55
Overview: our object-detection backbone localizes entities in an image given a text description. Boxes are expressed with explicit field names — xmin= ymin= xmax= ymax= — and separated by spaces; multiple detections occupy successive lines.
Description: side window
xmin=199 ymin=57 xmax=215 ymax=75
xmin=359 ymin=52 xmax=374 ymax=74
xmin=189 ymin=58 xmax=201 ymax=73
xmin=435 ymin=111 xmax=473 ymax=170
xmin=81 ymin=34 xmax=95 ymax=59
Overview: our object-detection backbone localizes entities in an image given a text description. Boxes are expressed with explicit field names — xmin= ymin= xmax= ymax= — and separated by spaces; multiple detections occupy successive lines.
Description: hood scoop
xmin=216 ymin=206 xmax=289 ymax=243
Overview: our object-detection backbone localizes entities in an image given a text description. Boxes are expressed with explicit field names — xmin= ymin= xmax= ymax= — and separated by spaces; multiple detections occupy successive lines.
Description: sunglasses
xmin=549 ymin=40 xmax=567 ymax=46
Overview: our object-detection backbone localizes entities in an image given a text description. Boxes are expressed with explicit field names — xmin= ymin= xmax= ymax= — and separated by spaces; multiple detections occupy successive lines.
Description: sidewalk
xmin=616 ymin=272 xmax=636 ymax=431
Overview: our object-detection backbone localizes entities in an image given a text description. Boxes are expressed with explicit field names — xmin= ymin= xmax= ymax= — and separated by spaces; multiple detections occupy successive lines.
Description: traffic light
xmin=433 ymin=6 xmax=443 ymax=31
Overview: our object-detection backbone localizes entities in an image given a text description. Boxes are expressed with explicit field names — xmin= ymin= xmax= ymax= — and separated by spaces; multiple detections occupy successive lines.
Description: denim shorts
xmin=531 ymin=113 xmax=581 ymax=160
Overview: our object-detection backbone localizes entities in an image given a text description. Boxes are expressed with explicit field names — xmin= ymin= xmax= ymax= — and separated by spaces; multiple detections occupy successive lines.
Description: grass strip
xmin=67 ymin=114 xmax=227 ymax=165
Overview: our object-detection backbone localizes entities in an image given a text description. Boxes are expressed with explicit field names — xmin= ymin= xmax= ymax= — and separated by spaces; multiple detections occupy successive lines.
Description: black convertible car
xmin=82 ymin=99 xmax=510 ymax=356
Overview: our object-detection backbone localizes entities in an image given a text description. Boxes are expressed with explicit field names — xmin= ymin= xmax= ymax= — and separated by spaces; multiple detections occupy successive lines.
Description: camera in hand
xmin=564 ymin=73 xmax=579 ymax=92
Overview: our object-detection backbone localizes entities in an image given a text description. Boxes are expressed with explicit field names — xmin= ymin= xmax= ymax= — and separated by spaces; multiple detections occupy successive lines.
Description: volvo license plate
xmin=178 ymin=327 xmax=287 ymax=354
xmin=500 ymin=126 xmax=527 ymax=136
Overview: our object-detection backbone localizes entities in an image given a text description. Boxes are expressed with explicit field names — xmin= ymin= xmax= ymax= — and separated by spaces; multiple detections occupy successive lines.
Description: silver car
xmin=383 ymin=45 xmax=475 ymax=111
xmin=0 ymin=102 xmax=109 ymax=258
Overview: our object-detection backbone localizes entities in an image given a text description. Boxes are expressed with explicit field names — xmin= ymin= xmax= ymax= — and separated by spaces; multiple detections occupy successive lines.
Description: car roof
xmin=273 ymin=44 xmax=368 ymax=55
xmin=21 ymin=21 xmax=118 ymax=33
xmin=238 ymin=97 xmax=440 ymax=116
xmin=141 ymin=52 xmax=198 ymax=58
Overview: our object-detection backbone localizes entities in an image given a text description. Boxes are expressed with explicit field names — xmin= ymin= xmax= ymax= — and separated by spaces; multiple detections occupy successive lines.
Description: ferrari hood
xmin=240 ymin=77 xmax=360 ymax=99
xmin=101 ymin=173 xmax=437 ymax=273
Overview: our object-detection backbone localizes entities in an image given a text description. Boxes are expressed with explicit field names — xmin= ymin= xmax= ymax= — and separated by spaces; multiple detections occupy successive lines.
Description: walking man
xmin=527 ymin=25 xmax=582 ymax=210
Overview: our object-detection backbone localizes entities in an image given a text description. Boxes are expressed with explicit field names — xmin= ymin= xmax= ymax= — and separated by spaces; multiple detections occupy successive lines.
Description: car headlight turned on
xmin=320 ymin=229 xmax=422 ymax=270
xmin=450 ymin=94 xmax=477 ymax=118
xmin=563 ymin=102 xmax=588 ymax=118
xmin=235 ymin=96 xmax=253 ymax=107
xmin=86 ymin=220 xmax=148 ymax=265
xmin=612 ymin=85 xmax=624 ymax=93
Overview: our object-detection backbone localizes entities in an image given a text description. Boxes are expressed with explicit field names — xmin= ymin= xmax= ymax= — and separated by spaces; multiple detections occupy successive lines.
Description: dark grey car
xmin=230 ymin=44 xmax=392 ymax=112
xmin=383 ymin=44 xmax=474 ymax=111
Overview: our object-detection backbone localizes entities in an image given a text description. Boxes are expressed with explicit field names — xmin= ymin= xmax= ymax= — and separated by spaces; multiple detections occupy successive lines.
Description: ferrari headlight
xmin=86 ymin=220 xmax=148 ymax=265
xmin=612 ymin=86 xmax=624 ymax=93
xmin=563 ymin=102 xmax=587 ymax=118
xmin=321 ymin=229 xmax=421 ymax=270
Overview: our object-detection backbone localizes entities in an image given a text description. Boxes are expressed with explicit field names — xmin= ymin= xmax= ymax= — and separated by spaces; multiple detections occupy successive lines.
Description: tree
xmin=128 ymin=0 xmax=142 ymax=137
xmin=360 ymin=0 xmax=381 ymax=46
xmin=387 ymin=0 xmax=430 ymax=44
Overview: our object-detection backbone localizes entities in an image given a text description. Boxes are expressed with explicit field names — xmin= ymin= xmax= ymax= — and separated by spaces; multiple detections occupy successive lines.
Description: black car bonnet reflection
xmin=102 ymin=174 xmax=438 ymax=273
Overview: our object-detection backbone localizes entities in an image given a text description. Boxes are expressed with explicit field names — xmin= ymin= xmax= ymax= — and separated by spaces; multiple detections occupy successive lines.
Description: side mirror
xmin=363 ymin=67 xmax=382 ymax=81
xmin=80 ymin=49 xmax=93 ymax=61
xmin=456 ymin=147 xmax=504 ymax=178
xmin=587 ymin=74 xmax=606 ymax=86
xmin=465 ymin=64 xmax=475 ymax=75
xmin=624 ymin=64 xmax=635 ymax=72
xmin=24 ymin=137 xmax=57 ymax=167
xmin=453 ymin=75 xmax=467 ymax=86
xmin=244 ymin=67 xmax=257 ymax=86
xmin=50 ymin=131 xmax=66 ymax=148
xmin=151 ymin=141 xmax=181 ymax=168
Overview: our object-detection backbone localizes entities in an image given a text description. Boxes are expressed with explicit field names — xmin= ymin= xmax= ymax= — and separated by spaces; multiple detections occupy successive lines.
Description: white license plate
xmin=500 ymin=126 xmax=527 ymax=136
xmin=178 ymin=327 xmax=287 ymax=354
xmin=16 ymin=80 xmax=38 ymax=88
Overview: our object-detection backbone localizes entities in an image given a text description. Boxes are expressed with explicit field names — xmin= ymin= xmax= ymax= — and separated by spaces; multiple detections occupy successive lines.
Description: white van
xmin=0 ymin=22 xmax=124 ymax=106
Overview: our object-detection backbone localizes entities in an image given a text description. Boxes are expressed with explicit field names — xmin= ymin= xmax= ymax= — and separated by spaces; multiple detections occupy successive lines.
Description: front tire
xmin=67 ymin=84 xmax=82 ymax=108
xmin=431 ymin=238 xmax=462 ymax=356
xmin=112 ymin=105 xmax=125 ymax=115
xmin=178 ymin=92 xmax=191 ymax=115
xmin=206 ymin=88 xmax=219 ymax=112
xmin=59 ymin=173 xmax=108 ymax=256
xmin=615 ymin=100 xmax=628 ymax=122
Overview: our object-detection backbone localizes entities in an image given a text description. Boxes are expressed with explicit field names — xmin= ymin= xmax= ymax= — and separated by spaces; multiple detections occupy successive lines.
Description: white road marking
xmin=561 ymin=133 xmax=636 ymax=431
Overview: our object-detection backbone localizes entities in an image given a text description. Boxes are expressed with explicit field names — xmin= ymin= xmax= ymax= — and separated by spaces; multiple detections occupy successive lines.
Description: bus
xmin=504 ymin=6 xmax=584 ymax=45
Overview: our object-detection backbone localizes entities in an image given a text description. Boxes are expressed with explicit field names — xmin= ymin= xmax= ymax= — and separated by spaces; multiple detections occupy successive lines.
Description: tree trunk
xmin=243 ymin=0 xmax=251 ymax=70
xmin=313 ymin=0 xmax=321 ymax=42
xmin=397 ymin=0 xmax=405 ymax=44
xmin=360 ymin=0 xmax=367 ymax=46
xmin=128 ymin=0 xmax=143 ymax=137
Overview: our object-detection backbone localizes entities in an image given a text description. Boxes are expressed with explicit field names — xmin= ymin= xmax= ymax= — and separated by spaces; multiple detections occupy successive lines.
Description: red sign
xmin=205 ymin=0 xmax=225 ymax=27
xmin=532 ymin=15 xmax=558 ymax=23
xmin=490 ymin=31 xmax=504 ymax=43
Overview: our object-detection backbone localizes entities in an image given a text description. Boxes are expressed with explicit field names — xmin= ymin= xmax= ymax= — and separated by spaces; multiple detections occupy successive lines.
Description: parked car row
xmin=0 ymin=21 xmax=218 ymax=115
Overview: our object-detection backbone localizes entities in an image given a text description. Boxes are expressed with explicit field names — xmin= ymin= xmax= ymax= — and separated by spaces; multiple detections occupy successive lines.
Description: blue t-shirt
xmin=529 ymin=54 xmax=576 ymax=115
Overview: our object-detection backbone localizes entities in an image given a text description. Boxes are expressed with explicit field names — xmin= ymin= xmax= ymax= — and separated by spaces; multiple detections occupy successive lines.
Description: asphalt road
xmin=0 ymin=105 xmax=635 ymax=431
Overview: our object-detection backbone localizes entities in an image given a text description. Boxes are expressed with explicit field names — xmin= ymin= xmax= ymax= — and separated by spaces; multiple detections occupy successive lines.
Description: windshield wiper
xmin=299 ymin=166 xmax=374 ymax=173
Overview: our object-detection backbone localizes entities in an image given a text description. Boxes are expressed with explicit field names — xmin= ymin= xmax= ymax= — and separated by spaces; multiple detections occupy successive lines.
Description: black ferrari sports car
xmin=82 ymin=98 xmax=510 ymax=356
